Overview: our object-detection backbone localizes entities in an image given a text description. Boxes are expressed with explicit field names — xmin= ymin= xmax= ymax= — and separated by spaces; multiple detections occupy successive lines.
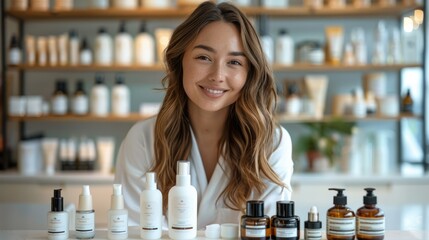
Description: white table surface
xmin=0 ymin=228 xmax=428 ymax=240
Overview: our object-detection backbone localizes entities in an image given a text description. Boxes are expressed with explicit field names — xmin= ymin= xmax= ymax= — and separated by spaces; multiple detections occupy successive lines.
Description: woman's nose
xmin=209 ymin=63 xmax=226 ymax=83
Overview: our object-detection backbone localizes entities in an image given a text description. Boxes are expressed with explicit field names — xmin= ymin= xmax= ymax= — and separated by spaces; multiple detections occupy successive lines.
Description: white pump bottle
xmin=108 ymin=184 xmax=128 ymax=240
xmin=75 ymin=185 xmax=95 ymax=239
xmin=140 ymin=172 xmax=162 ymax=239
xmin=168 ymin=160 xmax=197 ymax=240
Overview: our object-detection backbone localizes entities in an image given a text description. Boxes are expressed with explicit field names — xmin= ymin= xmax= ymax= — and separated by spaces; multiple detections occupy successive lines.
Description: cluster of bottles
xmin=8 ymin=22 xmax=158 ymax=67
xmin=240 ymin=188 xmax=384 ymax=240
xmin=51 ymin=74 xmax=130 ymax=117
xmin=58 ymin=137 xmax=96 ymax=171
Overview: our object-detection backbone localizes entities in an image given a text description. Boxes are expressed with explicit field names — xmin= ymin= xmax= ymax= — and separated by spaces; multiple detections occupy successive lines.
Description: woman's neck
xmin=188 ymin=106 xmax=228 ymax=140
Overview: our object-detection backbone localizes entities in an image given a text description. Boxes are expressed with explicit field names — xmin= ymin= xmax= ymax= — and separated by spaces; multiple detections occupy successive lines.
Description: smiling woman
xmin=114 ymin=1 xmax=294 ymax=230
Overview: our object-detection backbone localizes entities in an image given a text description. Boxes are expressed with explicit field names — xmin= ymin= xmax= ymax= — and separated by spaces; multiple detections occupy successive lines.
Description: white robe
xmin=114 ymin=116 xmax=293 ymax=230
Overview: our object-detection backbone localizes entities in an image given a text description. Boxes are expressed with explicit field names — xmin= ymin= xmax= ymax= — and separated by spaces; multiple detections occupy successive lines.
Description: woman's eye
xmin=229 ymin=60 xmax=242 ymax=66
xmin=196 ymin=55 xmax=210 ymax=61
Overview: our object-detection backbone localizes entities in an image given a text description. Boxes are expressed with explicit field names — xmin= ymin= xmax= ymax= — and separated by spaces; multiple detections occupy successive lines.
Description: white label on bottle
xmin=47 ymin=212 xmax=68 ymax=238
xmin=171 ymin=196 xmax=193 ymax=229
xmin=276 ymin=227 xmax=297 ymax=238
xmin=327 ymin=216 xmax=355 ymax=237
xmin=52 ymin=95 xmax=68 ymax=115
xmin=75 ymin=211 xmax=95 ymax=232
xmin=357 ymin=216 xmax=385 ymax=236
xmin=141 ymin=200 xmax=160 ymax=230
xmin=9 ymin=48 xmax=21 ymax=65
xmin=109 ymin=213 xmax=128 ymax=235
xmin=305 ymin=228 xmax=322 ymax=240
xmin=245 ymin=225 xmax=266 ymax=238
xmin=72 ymin=95 xmax=88 ymax=115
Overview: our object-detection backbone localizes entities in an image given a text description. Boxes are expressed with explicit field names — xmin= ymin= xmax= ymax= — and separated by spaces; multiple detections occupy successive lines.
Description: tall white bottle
xmin=47 ymin=189 xmax=69 ymax=240
xmin=140 ymin=172 xmax=163 ymax=240
xmin=95 ymin=27 xmax=113 ymax=66
xmin=108 ymin=184 xmax=128 ymax=240
xmin=115 ymin=22 xmax=133 ymax=66
xmin=111 ymin=74 xmax=130 ymax=116
xmin=276 ymin=29 xmax=294 ymax=65
xmin=90 ymin=74 xmax=109 ymax=116
xmin=75 ymin=185 xmax=95 ymax=239
xmin=168 ymin=160 xmax=197 ymax=240
xmin=135 ymin=22 xmax=155 ymax=66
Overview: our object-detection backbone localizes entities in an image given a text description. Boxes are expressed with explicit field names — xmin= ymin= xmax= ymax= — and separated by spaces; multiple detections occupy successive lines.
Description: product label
xmin=72 ymin=96 xmax=88 ymax=115
xmin=47 ymin=212 xmax=68 ymax=237
xmin=141 ymin=200 xmax=161 ymax=230
xmin=327 ymin=216 xmax=355 ymax=237
xmin=171 ymin=196 xmax=194 ymax=230
xmin=75 ymin=211 xmax=95 ymax=232
xmin=357 ymin=216 xmax=385 ymax=236
xmin=304 ymin=229 xmax=322 ymax=240
xmin=276 ymin=227 xmax=297 ymax=238
xmin=245 ymin=225 xmax=266 ymax=238
xmin=109 ymin=213 xmax=128 ymax=235
xmin=52 ymin=96 xmax=67 ymax=115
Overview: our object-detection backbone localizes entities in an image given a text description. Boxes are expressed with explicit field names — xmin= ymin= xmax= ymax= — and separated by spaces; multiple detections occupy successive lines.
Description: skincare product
xmin=353 ymin=0 xmax=371 ymax=7
xmin=401 ymin=88 xmax=413 ymax=113
xmin=276 ymin=29 xmax=294 ymax=65
xmin=8 ymin=35 xmax=22 ymax=65
xmin=140 ymin=0 xmax=170 ymax=8
xmin=135 ymin=22 xmax=155 ymax=65
xmin=285 ymin=82 xmax=301 ymax=115
xmin=372 ymin=21 xmax=387 ymax=64
xmin=352 ymin=88 xmax=367 ymax=117
xmin=48 ymin=36 xmax=58 ymax=66
xmin=112 ymin=74 xmax=130 ymax=116
xmin=351 ymin=28 xmax=367 ymax=65
xmin=48 ymin=189 xmax=69 ymax=240
xmin=112 ymin=0 xmax=138 ymax=9
xmin=19 ymin=139 xmax=43 ymax=175
xmin=327 ymin=0 xmax=346 ymax=8
xmin=75 ymin=185 xmax=95 ymax=239
xmin=168 ymin=160 xmax=198 ymax=240
xmin=262 ymin=0 xmax=289 ymax=7
xmin=30 ymin=0 xmax=50 ymax=11
xmin=80 ymin=38 xmax=93 ymax=65
xmin=37 ymin=36 xmax=48 ymax=66
xmin=241 ymin=200 xmax=270 ymax=240
xmin=356 ymin=188 xmax=385 ymax=240
xmin=325 ymin=26 xmax=344 ymax=65
xmin=343 ymin=43 xmax=355 ymax=65
xmin=58 ymin=34 xmax=69 ymax=66
xmin=304 ymin=206 xmax=322 ymax=240
xmin=69 ymin=29 xmax=79 ymax=65
xmin=271 ymin=201 xmax=300 ymax=240
xmin=55 ymin=0 xmax=73 ymax=10
xmin=90 ymin=74 xmax=109 ymax=116
xmin=11 ymin=0 xmax=28 ymax=10
xmin=140 ymin=172 xmax=163 ymax=240
xmin=42 ymin=138 xmax=59 ymax=175
xmin=115 ymin=22 xmax=133 ymax=66
xmin=26 ymin=35 xmax=36 ymax=65
xmin=95 ymin=27 xmax=113 ymax=65
xmin=72 ymin=80 xmax=89 ymax=115
xmin=89 ymin=0 xmax=109 ymax=9
xmin=51 ymin=80 xmax=69 ymax=115
xmin=327 ymin=188 xmax=355 ymax=240
xmin=378 ymin=0 xmax=396 ymax=6
xmin=260 ymin=17 xmax=274 ymax=65
xmin=304 ymin=0 xmax=323 ymax=8
xmin=155 ymin=28 xmax=173 ymax=64
xmin=304 ymin=75 xmax=328 ymax=118
xmin=97 ymin=137 xmax=115 ymax=175
xmin=108 ymin=184 xmax=128 ymax=240
xmin=387 ymin=27 xmax=402 ymax=64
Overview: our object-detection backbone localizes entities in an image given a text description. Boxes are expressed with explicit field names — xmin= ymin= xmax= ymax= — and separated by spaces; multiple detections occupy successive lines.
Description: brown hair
xmin=152 ymin=1 xmax=286 ymax=213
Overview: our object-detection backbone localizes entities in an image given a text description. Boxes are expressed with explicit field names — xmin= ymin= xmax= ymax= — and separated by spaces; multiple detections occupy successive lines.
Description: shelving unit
xmin=0 ymin=1 xmax=427 ymax=174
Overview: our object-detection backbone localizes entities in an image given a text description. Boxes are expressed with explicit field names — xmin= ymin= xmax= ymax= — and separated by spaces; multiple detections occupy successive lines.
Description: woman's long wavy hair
xmin=152 ymin=1 xmax=286 ymax=213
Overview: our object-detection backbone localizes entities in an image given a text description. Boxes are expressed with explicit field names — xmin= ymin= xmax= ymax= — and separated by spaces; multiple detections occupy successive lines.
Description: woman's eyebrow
xmin=193 ymin=44 xmax=245 ymax=57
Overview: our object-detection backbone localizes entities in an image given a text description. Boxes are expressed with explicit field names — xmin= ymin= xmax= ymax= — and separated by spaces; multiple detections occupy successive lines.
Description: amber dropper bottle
xmin=241 ymin=200 xmax=270 ymax=240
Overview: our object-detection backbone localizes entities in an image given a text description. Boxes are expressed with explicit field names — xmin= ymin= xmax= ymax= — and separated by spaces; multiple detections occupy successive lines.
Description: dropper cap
xmin=305 ymin=206 xmax=322 ymax=229
xmin=51 ymin=189 xmax=64 ymax=212
xmin=276 ymin=201 xmax=294 ymax=217
xmin=78 ymin=185 xmax=93 ymax=211
xmin=145 ymin=172 xmax=157 ymax=190
xmin=246 ymin=200 xmax=264 ymax=217
xmin=363 ymin=187 xmax=377 ymax=205
xmin=111 ymin=184 xmax=124 ymax=210
xmin=329 ymin=188 xmax=347 ymax=205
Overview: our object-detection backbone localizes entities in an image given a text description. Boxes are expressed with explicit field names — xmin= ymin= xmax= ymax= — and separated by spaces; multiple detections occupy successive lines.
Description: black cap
xmin=329 ymin=188 xmax=347 ymax=205
xmin=363 ymin=188 xmax=377 ymax=205
xmin=246 ymin=200 xmax=264 ymax=217
xmin=139 ymin=22 xmax=147 ymax=33
xmin=80 ymin=37 xmax=90 ymax=50
xmin=279 ymin=29 xmax=288 ymax=35
xmin=9 ymin=35 xmax=19 ymax=48
xmin=115 ymin=74 xmax=125 ymax=84
xmin=287 ymin=82 xmax=299 ymax=95
xmin=276 ymin=201 xmax=294 ymax=217
xmin=76 ymin=80 xmax=85 ymax=92
xmin=69 ymin=29 xmax=78 ymax=38
xmin=118 ymin=22 xmax=127 ymax=33
xmin=51 ymin=189 xmax=64 ymax=212
xmin=98 ymin=27 xmax=107 ymax=34
xmin=95 ymin=74 xmax=105 ymax=84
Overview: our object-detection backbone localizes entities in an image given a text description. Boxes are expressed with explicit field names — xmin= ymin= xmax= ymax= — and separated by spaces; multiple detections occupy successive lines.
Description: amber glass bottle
xmin=241 ymin=201 xmax=270 ymax=240
xmin=401 ymin=88 xmax=413 ymax=113
xmin=356 ymin=188 xmax=385 ymax=240
xmin=326 ymin=188 xmax=355 ymax=240
xmin=271 ymin=201 xmax=300 ymax=240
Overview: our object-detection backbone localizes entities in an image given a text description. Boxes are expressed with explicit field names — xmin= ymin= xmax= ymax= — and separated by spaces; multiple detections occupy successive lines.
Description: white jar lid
xmin=220 ymin=223 xmax=239 ymax=239
xmin=205 ymin=224 xmax=220 ymax=239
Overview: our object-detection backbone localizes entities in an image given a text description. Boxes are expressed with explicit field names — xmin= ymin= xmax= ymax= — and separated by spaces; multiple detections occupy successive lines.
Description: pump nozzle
xmin=145 ymin=172 xmax=157 ymax=190
xmin=329 ymin=188 xmax=347 ymax=205
xmin=51 ymin=189 xmax=64 ymax=212
xmin=363 ymin=187 xmax=377 ymax=205
xmin=111 ymin=184 xmax=124 ymax=210
xmin=177 ymin=160 xmax=190 ymax=175
xmin=78 ymin=185 xmax=93 ymax=211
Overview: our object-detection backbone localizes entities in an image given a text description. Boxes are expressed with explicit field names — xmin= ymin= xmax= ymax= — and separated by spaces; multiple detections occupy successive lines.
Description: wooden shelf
xmin=8 ymin=113 xmax=154 ymax=122
xmin=6 ymin=4 xmax=421 ymax=20
xmin=8 ymin=63 xmax=421 ymax=72
xmin=276 ymin=113 xmax=421 ymax=123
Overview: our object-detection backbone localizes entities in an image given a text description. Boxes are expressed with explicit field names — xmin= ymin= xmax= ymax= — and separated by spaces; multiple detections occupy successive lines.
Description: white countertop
xmin=0 ymin=228 xmax=427 ymax=240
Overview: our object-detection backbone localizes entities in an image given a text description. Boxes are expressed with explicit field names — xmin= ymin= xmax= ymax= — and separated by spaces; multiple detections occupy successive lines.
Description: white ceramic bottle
xmin=90 ymin=74 xmax=109 ymax=116
xmin=8 ymin=35 xmax=22 ymax=65
xmin=108 ymin=184 xmax=128 ymax=240
xmin=47 ymin=189 xmax=69 ymax=240
xmin=72 ymin=80 xmax=88 ymax=115
xmin=51 ymin=80 xmax=68 ymax=115
xmin=276 ymin=29 xmax=294 ymax=65
xmin=111 ymin=74 xmax=130 ymax=116
xmin=135 ymin=22 xmax=155 ymax=66
xmin=95 ymin=27 xmax=113 ymax=66
xmin=75 ymin=185 xmax=95 ymax=239
xmin=168 ymin=160 xmax=197 ymax=240
xmin=69 ymin=29 xmax=79 ymax=66
xmin=115 ymin=22 xmax=133 ymax=66
xmin=140 ymin=172 xmax=162 ymax=240
xmin=80 ymin=38 xmax=92 ymax=65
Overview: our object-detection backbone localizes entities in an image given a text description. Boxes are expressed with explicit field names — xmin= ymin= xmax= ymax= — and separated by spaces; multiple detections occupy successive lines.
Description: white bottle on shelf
xmin=108 ymin=184 xmax=128 ymax=240
xmin=140 ymin=172 xmax=162 ymax=240
xmin=8 ymin=35 xmax=22 ymax=65
xmin=112 ymin=0 xmax=138 ymax=9
xmin=80 ymin=38 xmax=92 ymax=66
xmin=135 ymin=22 xmax=155 ymax=66
xmin=72 ymin=80 xmax=88 ymax=115
xmin=51 ymin=80 xmax=68 ymax=115
xmin=262 ymin=0 xmax=289 ymax=8
xmin=276 ymin=29 xmax=294 ymax=65
xmin=115 ymin=22 xmax=133 ymax=66
xmin=95 ymin=27 xmax=113 ymax=66
xmin=140 ymin=0 xmax=170 ymax=8
xmin=111 ymin=74 xmax=130 ymax=116
xmin=90 ymin=74 xmax=109 ymax=116
xmin=89 ymin=0 xmax=109 ymax=9
xmin=69 ymin=29 xmax=79 ymax=66
xmin=168 ymin=160 xmax=197 ymax=240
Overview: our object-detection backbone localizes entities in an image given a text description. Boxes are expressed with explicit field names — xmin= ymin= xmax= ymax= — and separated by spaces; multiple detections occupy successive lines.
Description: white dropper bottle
xmin=140 ymin=172 xmax=162 ymax=239
xmin=75 ymin=185 xmax=95 ymax=239
xmin=108 ymin=184 xmax=128 ymax=240
xmin=168 ymin=160 xmax=197 ymax=240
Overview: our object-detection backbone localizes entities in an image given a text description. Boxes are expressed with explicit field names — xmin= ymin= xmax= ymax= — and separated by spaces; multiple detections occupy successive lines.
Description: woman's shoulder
xmin=274 ymin=125 xmax=291 ymax=146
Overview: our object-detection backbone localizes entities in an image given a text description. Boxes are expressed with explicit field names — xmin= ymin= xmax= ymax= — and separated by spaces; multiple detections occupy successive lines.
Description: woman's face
xmin=182 ymin=21 xmax=249 ymax=115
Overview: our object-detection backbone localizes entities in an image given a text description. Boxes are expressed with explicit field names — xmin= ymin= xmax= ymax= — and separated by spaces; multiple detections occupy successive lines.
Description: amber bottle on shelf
xmin=326 ymin=188 xmax=356 ymax=240
xmin=356 ymin=188 xmax=385 ymax=240
xmin=401 ymin=88 xmax=413 ymax=113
